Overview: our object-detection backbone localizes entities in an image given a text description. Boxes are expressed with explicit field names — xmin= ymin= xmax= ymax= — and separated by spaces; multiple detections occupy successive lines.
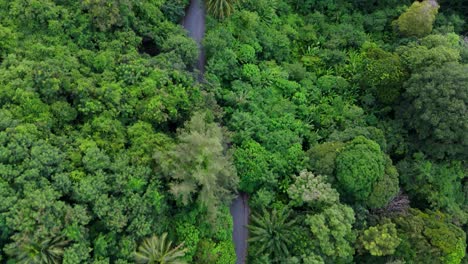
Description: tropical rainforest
xmin=0 ymin=0 xmax=467 ymax=263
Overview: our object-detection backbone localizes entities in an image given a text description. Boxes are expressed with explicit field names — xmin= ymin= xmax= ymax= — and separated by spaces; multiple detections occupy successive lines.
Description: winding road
xmin=182 ymin=0 xmax=206 ymax=76
xmin=182 ymin=1 xmax=250 ymax=263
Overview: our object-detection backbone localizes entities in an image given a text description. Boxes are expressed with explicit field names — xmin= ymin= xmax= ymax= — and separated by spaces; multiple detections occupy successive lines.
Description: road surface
xmin=182 ymin=0 xmax=206 ymax=75
xmin=182 ymin=1 xmax=250 ymax=263
xmin=230 ymin=193 xmax=250 ymax=264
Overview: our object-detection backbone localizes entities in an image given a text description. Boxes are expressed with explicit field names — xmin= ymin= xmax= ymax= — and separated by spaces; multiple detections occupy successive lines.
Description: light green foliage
xmin=287 ymin=170 xmax=339 ymax=208
xmin=212 ymin=240 xmax=236 ymax=264
xmin=359 ymin=222 xmax=401 ymax=256
xmin=400 ymin=62 xmax=468 ymax=159
xmin=236 ymin=44 xmax=256 ymax=64
xmin=195 ymin=239 xmax=235 ymax=264
xmin=134 ymin=233 xmax=187 ymax=264
xmin=394 ymin=209 xmax=466 ymax=264
xmin=241 ymin=63 xmax=261 ymax=83
xmin=156 ymin=112 xmax=238 ymax=217
xmin=248 ymin=207 xmax=296 ymax=262
xmin=398 ymin=153 xmax=467 ymax=223
xmin=394 ymin=0 xmax=439 ymax=37
xmin=191 ymin=205 xmax=236 ymax=263
xmin=336 ymin=136 xmax=385 ymax=201
xmin=195 ymin=240 xmax=218 ymax=263
xmin=195 ymin=239 xmax=236 ymax=263
xmin=306 ymin=204 xmax=356 ymax=263
xmin=127 ymin=122 xmax=172 ymax=165
xmin=175 ymin=221 xmax=200 ymax=262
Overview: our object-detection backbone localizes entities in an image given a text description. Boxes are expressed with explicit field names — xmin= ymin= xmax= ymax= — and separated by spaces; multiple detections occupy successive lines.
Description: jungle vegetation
xmin=0 ymin=0 xmax=467 ymax=263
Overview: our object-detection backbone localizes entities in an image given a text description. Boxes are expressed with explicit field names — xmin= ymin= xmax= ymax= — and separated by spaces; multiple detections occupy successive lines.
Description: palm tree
xmin=134 ymin=233 xmax=187 ymax=264
xmin=247 ymin=207 xmax=297 ymax=262
xmin=206 ymin=0 xmax=238 ymax=20
xmin=5 ymin=236 xmax=69 ymax=264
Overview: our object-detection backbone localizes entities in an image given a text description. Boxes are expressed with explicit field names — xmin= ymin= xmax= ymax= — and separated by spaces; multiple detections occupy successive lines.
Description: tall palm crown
xmin=5 ymin=236 xmax=69 ymax=264
xmin=247 ymin=207 xmax=297 ymax=262
xmin=206 ymin=0 xmax=238 ymax=19
xmin=135 ymin=233 xmax=187 ymax=264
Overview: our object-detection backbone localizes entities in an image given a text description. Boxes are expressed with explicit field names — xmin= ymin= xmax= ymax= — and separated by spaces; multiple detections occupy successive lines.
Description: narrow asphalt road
xmin=182 ymin=0 xmax=206 ymax=75
xmin=182 ymin=1 xmax=250 ymax=262
xmin=230 ymin=193 xmax=250 ymax=264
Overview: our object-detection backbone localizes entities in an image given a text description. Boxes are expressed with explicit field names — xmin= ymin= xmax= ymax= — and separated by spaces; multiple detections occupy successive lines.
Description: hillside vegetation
xmin=0 ymin=0 xmax=467 ymax=263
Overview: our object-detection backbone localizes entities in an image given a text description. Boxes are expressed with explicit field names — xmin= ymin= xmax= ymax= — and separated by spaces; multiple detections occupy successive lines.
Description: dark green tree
xmin=398 ymin=153 xmax=467 ymax=223
xmin=399 ymin=62 xmax=468 ymax=159
xmin=359 ymin=43 xmax=406 ymax=104
xmin=248 ymin=207 xmax=297 ymax=262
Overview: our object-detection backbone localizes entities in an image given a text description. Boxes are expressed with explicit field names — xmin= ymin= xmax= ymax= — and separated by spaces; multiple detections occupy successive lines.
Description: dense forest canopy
xmin=0 ymin=0 xmax=467 ymax=263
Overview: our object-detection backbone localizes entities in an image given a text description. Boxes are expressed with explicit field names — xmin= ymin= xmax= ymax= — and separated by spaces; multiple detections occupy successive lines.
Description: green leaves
xmin=5 ymin=236 xmax=70 ymax=264
xmin=398 ymin=153 xmax=467 ymax=223
xmin=248 ymin=207 xmax=297 ymax=262
xmin=394 ymin=209 xmax=466 ymax=264
xmin=287 ymin=170 xmax=339 ymax=208
xmin=360 ymin=43 xmax=406 ymax=104
xmin=310 ymin=136 xmax=399 ymax=209
xmin=394 ymin=0 xmax=439 ymax=37
xmin=135 ymin=233 xmax=187 ymax=264
xmin=397 ymin=33 xmax=462 ymax=72
xmin=306 ymin=204 xmax=356 ymax=262
xmin=336 ymin=136 xmax=385 ymax=201
xmin=399 ymin=62 xmax=468 ymax=159
xmin=234 ymin=139 xmax=274 ymax=193
xmin=207 ymin=0 xmax=238 ymax=20
xmin=156 ymin=112 xmax=238 ymax=218
xmin=359 ymin=222 xmax=401 ymax=256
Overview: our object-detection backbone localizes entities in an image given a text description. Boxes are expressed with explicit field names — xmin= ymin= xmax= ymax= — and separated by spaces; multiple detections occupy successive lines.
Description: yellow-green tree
xmin=394 ymin=0 xmax=439 ymax=37
xmin=359 ymin=222 xmax=401 ymax=256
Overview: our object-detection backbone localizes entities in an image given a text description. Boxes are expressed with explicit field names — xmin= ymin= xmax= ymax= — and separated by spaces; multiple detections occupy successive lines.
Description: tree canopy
xmin=0 ymin=0 xmax=467 ymax=263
